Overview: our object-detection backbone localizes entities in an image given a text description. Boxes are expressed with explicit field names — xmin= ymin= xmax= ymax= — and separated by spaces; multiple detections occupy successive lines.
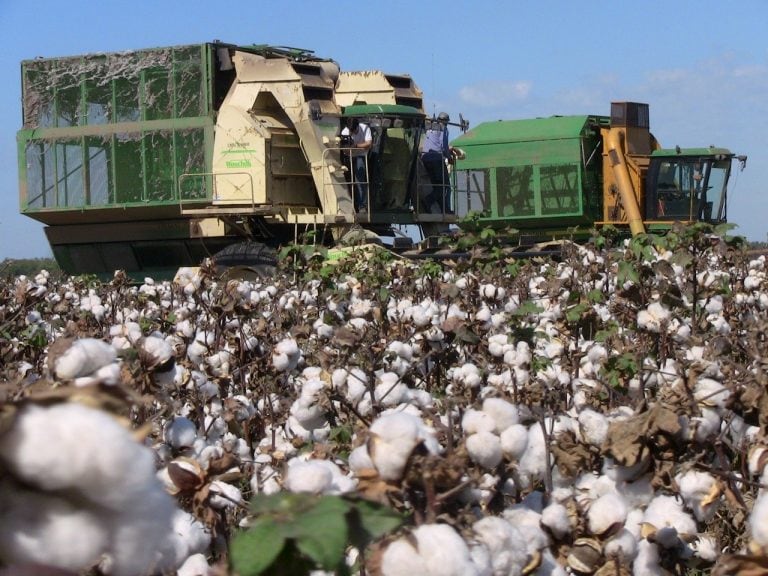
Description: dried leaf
xmin=712 ymin=554 xmax=768 ymax=576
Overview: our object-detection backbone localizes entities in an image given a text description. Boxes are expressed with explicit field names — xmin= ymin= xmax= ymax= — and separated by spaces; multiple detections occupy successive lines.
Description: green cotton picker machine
xmin=17 ymin=42 xmax=746 ymax=278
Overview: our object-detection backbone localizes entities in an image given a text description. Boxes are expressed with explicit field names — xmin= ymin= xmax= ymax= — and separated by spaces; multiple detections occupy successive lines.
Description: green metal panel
xmin=452 ymin=115 xmax=606 ymax=169
xmin=343 ymin=104 xmax=424 ymax=118
xmin=18 ymin=44 xmax=217 ymax=223
xmin=452 ymin=115 xmax=604 ymax=229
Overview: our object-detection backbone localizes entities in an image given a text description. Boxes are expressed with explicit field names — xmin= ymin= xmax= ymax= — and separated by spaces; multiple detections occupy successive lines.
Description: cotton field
xmin=1 ymin=229 xmax=768 ymax=576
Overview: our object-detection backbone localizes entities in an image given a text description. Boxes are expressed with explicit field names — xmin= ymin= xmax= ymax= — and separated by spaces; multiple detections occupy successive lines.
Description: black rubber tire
xmin=212 ymin=242 xmax=277 ymax=280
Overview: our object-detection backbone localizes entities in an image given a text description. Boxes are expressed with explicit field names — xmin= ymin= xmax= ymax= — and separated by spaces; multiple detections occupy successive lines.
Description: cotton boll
xmin=462 ymin=409 xmax=497 ymax=435
xmin=0 ymin=403 xmax=159 ymax=511
xmin=0 ymin=484 xmax=109 ymax=570
xmin=54 ymin=338 xmax=117 ymax=380
xmin=177 ymin=553 xmax=212 ymax=576
xmin=375 ymin=373 xmax=411 ymax=407
xmin=368 ymin=412 xmax=434 ymax=481
xmin=142 ymin=335 xmax=174 ymax=367
xmin=588 ymin=492 xmax=628 ymax=536
xmin=466 ymin=432 xmax=502 ymax=469
xmin=107 ymin=485 xmax=178 ymax=576
xmin=633 ymin=540 xmax=662 ymax=576
xmin=637 ymin=301 xmax=671 ymax=332
xmin=689 ymin=407 xmax=722 ymax=443
xmin=382 ymin=524 xmax=478 ymax=576
xmin=578 ymin=408 xmax=609 ymax=447
xmin=642 ymin=494 xmax=697 ymax=549
xmin=541 ymin=501 xmax=572 ymax=539
xmin=164 ymin=417 xmax=198 ymax=450
xmin=694 ymin=377 xmax=730 ymax=410
xmin=165 ymin=509 xmax=211 ymax=566
xmin=488 ymin=334 xmax=510 ymax=358
xmin=481 ymin=397 xmax=519 ymax=432
xmin=207 ymin=480 xmax=243 ymax=510
xmin=381 ymin=539 xmax=428 ymax=575
xmin=517 ymin=424 xmax=548 ymax=487
xmin=272 ymin=337 xmax=302 ymax=372
xmin=690 ymin=534 xmax=719 ymax=562
xmin=501 ymin=506 xmax=549 ymax=556
xmin=284 ymin=459 xmax=334 ymax=494
xmin=348 ymin=445 xmax=374 ymax=473
xmin=604 ymin=528 xmax=638 ymax=561
xmin=750 ymin=492 xmax=768 ymax=548
xmin=500 ymin=424 xmax=528 ymax=461
xmin=675 ymin=470 xmax=721 ymax=521
xmin=472 ymin=516 xmax=528 ymax=576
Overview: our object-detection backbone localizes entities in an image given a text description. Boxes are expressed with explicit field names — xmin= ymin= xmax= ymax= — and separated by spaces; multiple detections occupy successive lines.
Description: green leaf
xmin=617 ymin=261 xmax=640 ymax=285
xmin=291 ymin=496 xmax=350 ymax=569
xmin=230 ymin=519 xmax=287 ymax=576
xmin=349 ymin=499 xmax=404 ymax=541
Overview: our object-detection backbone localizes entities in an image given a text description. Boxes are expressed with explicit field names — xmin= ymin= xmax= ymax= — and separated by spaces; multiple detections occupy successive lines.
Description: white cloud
xmin=458 ymin=80 xmax=532 ymax=107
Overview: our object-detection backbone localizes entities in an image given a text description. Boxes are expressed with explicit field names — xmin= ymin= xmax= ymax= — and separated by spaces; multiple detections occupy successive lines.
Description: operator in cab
xmin=421 ymin=111 xmax=457 ymax=214
xmin=342 ymin=118 xmax=373 ymax=213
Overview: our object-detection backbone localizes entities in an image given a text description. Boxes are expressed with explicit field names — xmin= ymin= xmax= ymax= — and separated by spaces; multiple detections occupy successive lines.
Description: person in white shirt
xmin=343 ymin=118 xmax=373 ymax=212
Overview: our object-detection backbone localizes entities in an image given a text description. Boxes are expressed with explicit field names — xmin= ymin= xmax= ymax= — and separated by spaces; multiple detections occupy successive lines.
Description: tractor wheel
xmin=212 ymin=242 xmax=277 ymax=280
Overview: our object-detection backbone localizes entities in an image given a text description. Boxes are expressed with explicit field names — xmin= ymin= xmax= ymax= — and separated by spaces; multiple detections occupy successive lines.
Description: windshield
xmin=649 ymin=156 xmax=731 ymax=222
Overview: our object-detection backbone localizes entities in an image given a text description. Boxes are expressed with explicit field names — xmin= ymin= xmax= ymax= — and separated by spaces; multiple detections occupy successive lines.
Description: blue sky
xmin=1 ymin=0 xmax=766 ymax=258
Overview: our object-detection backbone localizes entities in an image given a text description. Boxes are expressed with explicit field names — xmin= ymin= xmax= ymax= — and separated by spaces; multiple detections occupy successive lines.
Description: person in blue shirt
xmin=421 ymin=112 xmax=454 ymax=213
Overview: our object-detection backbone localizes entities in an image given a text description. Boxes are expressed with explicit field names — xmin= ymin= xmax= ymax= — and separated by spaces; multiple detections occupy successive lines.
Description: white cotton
xmin=637 ymin=301 xmax=671 ymax=332
xmin=588 ymin=492 xmax=628 ymax=535
xmin=0 ymin=485 xmax=109 ymax=570
xmin=165 ymin=509 xmax=211 ymax=566
xmin=375 ymin=373 xmax=411 ymax=407
xmin=516 ymin=424 xmax=548 ymax=487
xmin=381 ymin=539 xmax=428 ymax=575
xmin=472 ymin=516 xmax=528 ymax=576
xmin=368 ymin=412 xmax=436 ymax=481
xmin=272 ymin=338 xmax=301 ymax=372
xmin=501 ymin=506 xmax=549 ymax=555
xmin=750 ymin=491 xmax=768 ymax=547
xmin=74 ymin=362 xmax=122 ymax=387
xmin=481 ymin=397 xmax=520 ymax=432
xmin=177 ymin=554 xmax=212 ymax=576
xmin=382 ymin=524 xmax=478 ymax=576
xmin=642 ymin=494 xmax=697 ymax=548
xmin=690 ymin=535 xmax=719 ymax=562
xmin=675 ymin=470 xmax=720 ymax=521
xmin=208 ymin=480 xmax=243 ymax=509
xmin=500 ymin=424 xmax=528 ymax=461
xmin=54 ymin=338 xmax=117 ymax=380
xmin=348 ymin=445 xmax=375 ymax=472
xmin=284 ymin=459 xmax=332 ymax=494
xmin=541 ymin=502 xmax=572 ymax=539
xmin=578 ymin=409 xmax=609 ymax=447
xmin=164 ymin=417 xmax=198 ymax=449
xmin=0 ymin=403 xmax=158 ymax=511
xmin=604 ymin=528 xmax=638 ymax=561
xmin=462 ymin=408 xmax=497 ymax=435
xmin=633 ymin=540 xmax=662 ymax=576
xmin=466 ymin=432 xmax=503 ymax=469
xmin=694 ymin=377 xmax=730 ymax=410
xmin=488 ymin=334 xmax=510 ymax=358
xmin=142 ymin=335 xmax=174 ymax=366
